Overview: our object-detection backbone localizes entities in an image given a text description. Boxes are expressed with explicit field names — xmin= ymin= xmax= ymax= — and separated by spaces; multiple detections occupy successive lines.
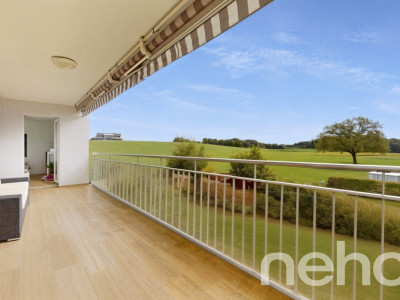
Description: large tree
xmin=316 ymin=116 xmax=389 ymax=164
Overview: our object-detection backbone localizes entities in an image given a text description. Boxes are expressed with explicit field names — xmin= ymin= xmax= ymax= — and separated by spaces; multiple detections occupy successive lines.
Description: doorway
xmin=24 ymin=116 xmax=59 ymax=189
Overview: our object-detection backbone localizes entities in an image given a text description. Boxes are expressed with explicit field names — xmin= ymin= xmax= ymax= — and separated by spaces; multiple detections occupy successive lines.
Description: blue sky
xmin=90 ymin=0 xmax=400 ymax=144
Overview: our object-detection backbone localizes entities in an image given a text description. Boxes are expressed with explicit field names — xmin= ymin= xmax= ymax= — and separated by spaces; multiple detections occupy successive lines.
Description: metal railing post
xmin=380 ymin=172 xmax=386 ymax=300
xmin=253 ymin=164 xmax=257 ymax=269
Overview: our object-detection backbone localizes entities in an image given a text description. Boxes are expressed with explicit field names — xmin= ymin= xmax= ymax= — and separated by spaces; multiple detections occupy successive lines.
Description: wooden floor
xmin=29 ymin=174 xmax=58 ymax=189
xmin=0 ymin=185 xmax=288 ymax=300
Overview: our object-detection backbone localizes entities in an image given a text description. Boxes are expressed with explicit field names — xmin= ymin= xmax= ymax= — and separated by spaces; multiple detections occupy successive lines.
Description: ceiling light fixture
xmin=51 ymin=56 xmax=77 ymax=70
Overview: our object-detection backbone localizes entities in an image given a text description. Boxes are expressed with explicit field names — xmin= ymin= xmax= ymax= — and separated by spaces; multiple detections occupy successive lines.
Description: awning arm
xmin=139 ymin=36 xmax=152 ymax=60
xmin=107 ymin=71 xmax=119 ymax=84
xmin=124 ymin=37 xmax=153 ymax=77
xmin=74 ymin=0 xmax=193 ymax=109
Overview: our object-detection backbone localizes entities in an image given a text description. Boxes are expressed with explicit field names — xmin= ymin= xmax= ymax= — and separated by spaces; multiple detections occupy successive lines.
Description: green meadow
xmin=89 ymin=140 xmax=400 ymax=184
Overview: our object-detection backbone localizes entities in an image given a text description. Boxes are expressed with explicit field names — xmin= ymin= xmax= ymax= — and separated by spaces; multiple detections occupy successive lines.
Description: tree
xmin=316 ymin=116 xmax=389 ymax=164
xmin=389 ymin=138 xmax=400 ymax=153
xmin=167 ymin=140 xmax=208 ymax=170
xmin=292 ymin=139 xmax=319 ymax=149
xmin=173 ymin=137 xmax=190 ymax=142
xmin=229 ymin=147 xmax=275 ymax=180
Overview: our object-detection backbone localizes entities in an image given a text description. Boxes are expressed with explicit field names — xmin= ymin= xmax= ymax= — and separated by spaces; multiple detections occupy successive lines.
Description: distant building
xmin=91 ymin=133 xmax=122 ymax=141
xmin=368 ymin=172 xmax=400 ymax=183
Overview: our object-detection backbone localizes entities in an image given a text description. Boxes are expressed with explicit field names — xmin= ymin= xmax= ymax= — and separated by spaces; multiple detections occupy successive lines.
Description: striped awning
xmin=75 ymin=0 xmax=273 ymax=115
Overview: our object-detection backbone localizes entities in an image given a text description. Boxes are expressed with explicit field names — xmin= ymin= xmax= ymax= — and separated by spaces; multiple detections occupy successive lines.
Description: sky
xmin=90 ymin=0 xmax=400 ymax=144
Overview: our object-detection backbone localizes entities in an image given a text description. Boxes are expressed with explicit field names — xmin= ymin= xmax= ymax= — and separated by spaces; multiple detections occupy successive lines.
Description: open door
xmin=53 ymin=119 xmax=59 ymax=183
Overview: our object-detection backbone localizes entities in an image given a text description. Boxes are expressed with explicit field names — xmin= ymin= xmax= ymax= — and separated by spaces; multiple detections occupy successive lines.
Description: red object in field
xmin=208 ymin=174 xmax=256 ymax=190
xmin=42 ymin=174 xmax=54 ymax=182
xmin=210 ymin=174 xmax=226 ymax=182
xmin=233 ymin=178 xmax=253 ymax=190
xmin=223 ymin=176 xmax=254 ymax=190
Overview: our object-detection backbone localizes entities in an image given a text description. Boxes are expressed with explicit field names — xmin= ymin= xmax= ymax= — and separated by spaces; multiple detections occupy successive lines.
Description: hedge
xmin=253 ymin=185 xmax=400 ymax=246
xmin=327 ymin=176 xmax=400 ymax=196
xmin=209 ymin=178 xmax=400 ymax=246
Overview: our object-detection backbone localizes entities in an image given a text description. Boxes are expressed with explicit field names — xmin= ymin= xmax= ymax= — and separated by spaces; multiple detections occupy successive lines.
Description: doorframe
xmin=54 ymin=118 xmax=59 ymax=183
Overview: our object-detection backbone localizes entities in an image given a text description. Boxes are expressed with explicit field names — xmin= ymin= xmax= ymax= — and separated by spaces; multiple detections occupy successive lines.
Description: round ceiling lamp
xmin=51 ymin=56 xmax=77 ymax=70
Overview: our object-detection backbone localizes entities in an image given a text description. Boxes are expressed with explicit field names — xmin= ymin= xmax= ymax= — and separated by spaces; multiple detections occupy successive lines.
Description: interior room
xmin=24 ymin=116 xmax=58 ymax=188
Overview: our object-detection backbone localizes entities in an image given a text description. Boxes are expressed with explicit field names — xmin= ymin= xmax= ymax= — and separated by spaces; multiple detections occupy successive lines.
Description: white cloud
xmin=342 ymin=29 xmax=379 ymax=43
xmin=347 ymin=106 xmax=361 ymax=111
xmin=91 ymin=115 xmax=148 ymax=128
xmin=183 ymin=83 xmax=253 ymax=98
xmin=184 ymin=84 xmax=238 ymax=94
xmin=376 ymin=102 xmax=400 ymax=114
xmin=373 ymin=84 xmax=400 ymax=114
xmin=390 ymin=86 xmax=400 ymax=95
xmin=166 ymin=97 xmax=210 ymax=111
xmin=203 ymin=46 xmax=393 ymax=90
xmin=204 ymin=47 xmax=256 ymax=77
xmin=271 ymin=32 xmax=300 ymax=44
xmin=90 ymin=114 xmax=182 ymax=132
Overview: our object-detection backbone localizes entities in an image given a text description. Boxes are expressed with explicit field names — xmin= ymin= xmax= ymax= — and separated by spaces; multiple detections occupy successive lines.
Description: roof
xmin=369 ymin=171 xmax=400 ymax=176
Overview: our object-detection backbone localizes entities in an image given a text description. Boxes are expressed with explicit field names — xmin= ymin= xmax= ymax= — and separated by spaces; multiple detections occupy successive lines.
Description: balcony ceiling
xmin=0 ymin=0 xmax=184 ymax=106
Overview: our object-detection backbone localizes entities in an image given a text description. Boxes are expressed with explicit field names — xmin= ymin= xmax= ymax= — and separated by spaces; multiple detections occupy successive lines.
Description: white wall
xmin=0 ymin=98 xmax=89 ymax=186
xmin=24 ymin=118 xmax=55 ymax=174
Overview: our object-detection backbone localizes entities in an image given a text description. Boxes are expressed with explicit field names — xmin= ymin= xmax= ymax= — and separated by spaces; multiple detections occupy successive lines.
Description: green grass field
xmin=90 ymin=140 xmax=400 ymax=184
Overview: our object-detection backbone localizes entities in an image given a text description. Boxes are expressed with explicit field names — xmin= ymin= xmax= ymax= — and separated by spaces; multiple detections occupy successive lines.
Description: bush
xmin=167 ymin=141 xmax=208 ymax=171
xmin=201 ymin=164 xmax=216 ymax=173
xmin=245 ymin=205 xmax=253 ymax=215
xmin=173 ymin=137 xmax=191 ymax=142
xmin=230 ymin=147 xmax=276 ymax=180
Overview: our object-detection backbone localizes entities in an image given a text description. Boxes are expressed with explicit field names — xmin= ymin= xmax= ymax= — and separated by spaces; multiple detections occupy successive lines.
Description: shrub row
xmin=327 ymin=176 xmax=400 ymax=196
xmin=212 ymin=183 xmax=400 ymax=246
xmin=255 ymin=185 xmax=400 ymax=246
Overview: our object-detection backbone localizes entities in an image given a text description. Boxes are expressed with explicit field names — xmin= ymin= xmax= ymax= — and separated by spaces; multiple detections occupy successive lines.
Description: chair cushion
xmin=0 ymin=182 xmax=29 ymax=209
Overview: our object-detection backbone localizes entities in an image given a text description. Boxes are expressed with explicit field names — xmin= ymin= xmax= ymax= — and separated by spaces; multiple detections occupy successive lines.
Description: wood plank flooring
xmin=29 ymin=174 xmax=58 ymax=189
xmin=0 ymin=185 xmax=288 ymax=300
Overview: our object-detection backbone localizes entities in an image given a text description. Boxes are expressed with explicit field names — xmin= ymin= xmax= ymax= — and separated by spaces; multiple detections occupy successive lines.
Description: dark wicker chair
xmin=0 ymin=177 xmax=30 ymax=241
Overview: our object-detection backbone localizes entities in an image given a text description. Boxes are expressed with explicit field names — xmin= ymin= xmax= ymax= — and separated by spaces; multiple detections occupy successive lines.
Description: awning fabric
xmin=76 ymin=0 xmax=273 ymax=115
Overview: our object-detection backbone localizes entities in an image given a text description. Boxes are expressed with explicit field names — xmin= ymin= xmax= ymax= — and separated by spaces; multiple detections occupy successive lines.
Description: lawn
xmin=90 ymin=140 xmax=400 ymax=184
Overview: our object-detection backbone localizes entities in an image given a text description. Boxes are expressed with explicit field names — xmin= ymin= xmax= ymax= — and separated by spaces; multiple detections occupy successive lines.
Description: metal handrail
xmin=92 ymin=152 xmax=400 ymax=173
xmin=93 ymin=158 xmax=400 ymax=202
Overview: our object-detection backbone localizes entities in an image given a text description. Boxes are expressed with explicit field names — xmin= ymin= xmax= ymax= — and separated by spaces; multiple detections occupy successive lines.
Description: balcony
xmin=0 ymin=184 xmax=286 ymax=299
xmin=2 ymin=153 xmax=400 ymax=300
xmin=89 ymin=153 xmax=400 ymax=300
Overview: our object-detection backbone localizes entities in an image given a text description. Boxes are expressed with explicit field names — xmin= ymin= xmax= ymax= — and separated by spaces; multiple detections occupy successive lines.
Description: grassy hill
xmin=89 ymin=140 xmax=400 ymax=184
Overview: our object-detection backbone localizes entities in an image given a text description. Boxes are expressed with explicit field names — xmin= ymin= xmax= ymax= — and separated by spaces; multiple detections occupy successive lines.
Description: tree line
xmin=173 ymin=124 xmax=400 ymax=158
xmin=174 ymin=137 xmax=322 ymax=150
xmin=201 ymin=138 xmax=285 ymax=149
xmin=389 ymin=138 xmax=400 ymax=153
